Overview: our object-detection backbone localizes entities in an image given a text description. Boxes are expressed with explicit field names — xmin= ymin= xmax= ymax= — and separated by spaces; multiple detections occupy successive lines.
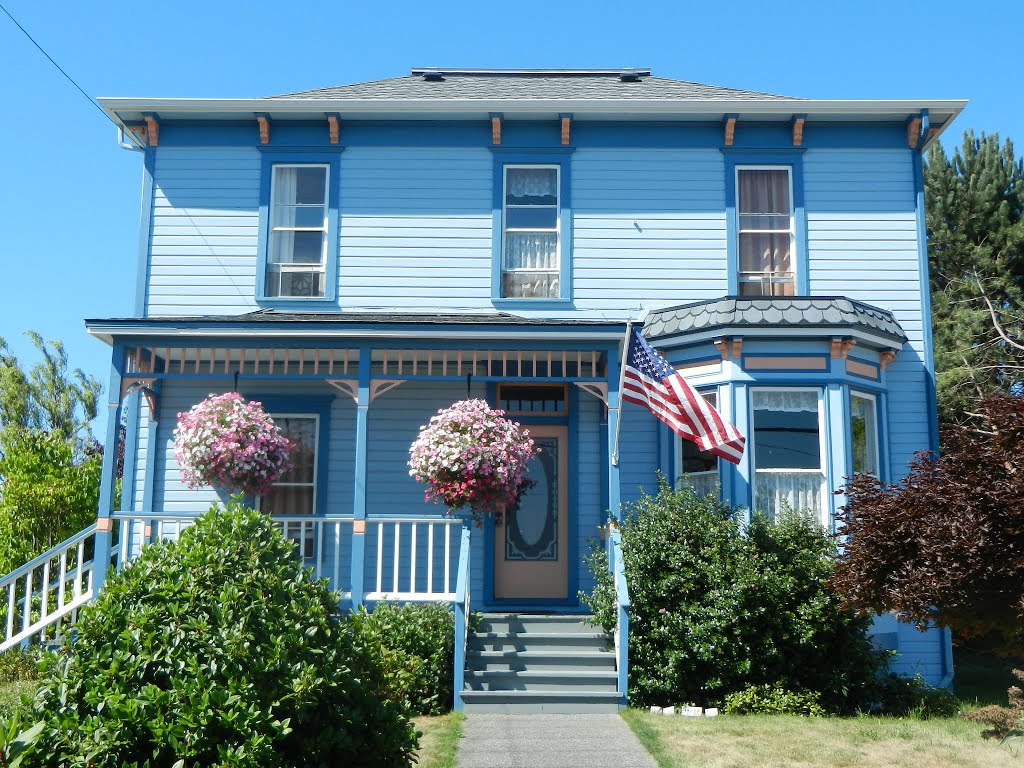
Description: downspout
xmin=118 ymin=126 xmax=145 ymax=152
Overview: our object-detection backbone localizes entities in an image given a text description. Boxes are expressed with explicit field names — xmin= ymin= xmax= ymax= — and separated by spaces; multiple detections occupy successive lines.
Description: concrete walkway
xmin=456 ymin=714 xmax=658 ymax=768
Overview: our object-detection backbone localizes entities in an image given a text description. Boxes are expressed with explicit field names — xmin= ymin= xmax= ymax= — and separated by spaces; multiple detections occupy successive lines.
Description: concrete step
xmin=464 ymin=669 xmax=618 ymax=692
xmin=466 ymin=649 xmax=615 ymax=672
xmin=460 ymin=690 xmax=622 ymax=714
xmin=475 ymin=613 xmax=598 ymax=635
xmin=468 ymin=631 xmax=611 ymax=652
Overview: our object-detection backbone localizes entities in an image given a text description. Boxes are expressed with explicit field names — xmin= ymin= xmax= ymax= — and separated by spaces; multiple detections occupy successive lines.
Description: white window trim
xmin=735 ymin=165 xmax=796 ymax=294
xmin=674 ymin=386 xmax=722 ymax=495
xmin=501 ymin=164 xmax=561 ymax=290
xmin=256 ymin=412 xmax=320 ymax=515
xmin=750 ymin=386 xmax=827 ymax=524
xmin=850 ymin=390 xmax=880 ymax=478
xmin=267 ymin=164 xmax=330 ymax=297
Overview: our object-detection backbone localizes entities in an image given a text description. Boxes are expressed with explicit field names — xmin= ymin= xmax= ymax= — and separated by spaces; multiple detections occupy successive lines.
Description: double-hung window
xmin=266 ymin=165 xmax=329 ymax=298
xmin=751 ymin=388 xmax=826 ymax=520
xmin=502 ymin=165 xmax=560 ymax=299
xmin=850 ymin=392 xmax=880 ymax=477
xmin=737 ymin=167 xmax=795 ymax=296
xmin=675 ymin=390 xmax=721 ymax=498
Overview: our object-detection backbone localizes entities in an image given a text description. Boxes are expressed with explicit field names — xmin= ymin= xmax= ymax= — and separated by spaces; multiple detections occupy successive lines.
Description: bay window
xmin=675 ymin=390 xmax=720 ymax=498
xmin=850 ymin=392 xmax=880 ymax=477
xmin=751 ymin=388 xmax=825 ymax=519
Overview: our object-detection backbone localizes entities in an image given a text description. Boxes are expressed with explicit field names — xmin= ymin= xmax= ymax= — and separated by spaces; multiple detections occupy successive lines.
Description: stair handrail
xmin=452 ymin=522 xmax=472 ymax=711
xmin=610 ymin=527 xmax=631 ymax=706
xmin=0 ymin=524 xmax=99 ymax=589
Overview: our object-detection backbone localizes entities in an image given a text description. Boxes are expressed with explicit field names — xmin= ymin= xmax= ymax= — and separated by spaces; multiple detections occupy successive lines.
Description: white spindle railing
xmin=364 ymin=517 xmax=462 ymax=601
xmin=0 ymin=524 xmax=111 ymax=653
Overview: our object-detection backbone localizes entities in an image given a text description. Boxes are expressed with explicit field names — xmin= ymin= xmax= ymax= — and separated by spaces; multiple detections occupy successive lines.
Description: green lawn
xmin=622 ymin=710 xmax=1013 ymax=768
xmin=413 ymin=713 xmax=463 ymax=768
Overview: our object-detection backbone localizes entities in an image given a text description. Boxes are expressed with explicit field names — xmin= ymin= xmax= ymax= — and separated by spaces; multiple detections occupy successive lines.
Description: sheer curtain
xmin=503 ymin=168 xmax=559 ymax=298
xmin=738 ymin=169 xmax=793 ymax=295
xmin=506 ymin=168 xmax=557 ymax=198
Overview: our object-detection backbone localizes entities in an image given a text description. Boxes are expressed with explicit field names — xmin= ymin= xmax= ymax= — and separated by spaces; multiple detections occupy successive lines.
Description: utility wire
xmin=0 ymin=2 xmax=121 ymax=130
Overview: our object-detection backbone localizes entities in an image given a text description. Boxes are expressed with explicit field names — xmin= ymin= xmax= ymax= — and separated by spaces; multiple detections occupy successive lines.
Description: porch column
xmin=349 ymin=350 xmax=371 ymax=607
xmin=825 ymin=382 xmax=849 ymax=530
xmin=140 ymin=381 xmax=162 ymax=548
xmin=606 ymin=348 xmax=622 ymax=521
xmin=93 ymin=342 xmax=125 ymax=594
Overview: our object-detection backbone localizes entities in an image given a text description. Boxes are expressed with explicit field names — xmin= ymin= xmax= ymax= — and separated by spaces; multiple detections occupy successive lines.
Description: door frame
xmin=482 ymin=387 xmax=581 ymax=611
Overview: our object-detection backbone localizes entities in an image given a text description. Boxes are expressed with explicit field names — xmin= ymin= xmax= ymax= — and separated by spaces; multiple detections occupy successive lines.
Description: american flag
xmin=622 ymin=327 xmax=746 ymax=464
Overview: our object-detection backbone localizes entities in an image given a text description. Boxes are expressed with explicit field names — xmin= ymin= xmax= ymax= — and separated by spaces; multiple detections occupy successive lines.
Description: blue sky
xmin=0 ymin=0 xmax=1020 ymax=439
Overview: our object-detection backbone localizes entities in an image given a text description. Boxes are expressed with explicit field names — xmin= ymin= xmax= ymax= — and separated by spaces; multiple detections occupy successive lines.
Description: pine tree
xmin=925 ymin=131 xmax=1024 ymax=424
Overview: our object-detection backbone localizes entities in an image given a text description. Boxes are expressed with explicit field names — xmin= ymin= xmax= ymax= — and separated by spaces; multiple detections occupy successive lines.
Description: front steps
xmin=460 ymin=613 xmax=621 ymax=713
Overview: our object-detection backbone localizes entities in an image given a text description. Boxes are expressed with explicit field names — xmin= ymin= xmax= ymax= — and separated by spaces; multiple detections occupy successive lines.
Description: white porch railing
xmin=0 ymin=524 xmax=115 ymax=653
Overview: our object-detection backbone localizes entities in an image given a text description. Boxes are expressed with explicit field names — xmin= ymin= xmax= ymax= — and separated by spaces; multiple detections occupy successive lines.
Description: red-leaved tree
xmin=831 ymin=393 xmax=1024 ymax=655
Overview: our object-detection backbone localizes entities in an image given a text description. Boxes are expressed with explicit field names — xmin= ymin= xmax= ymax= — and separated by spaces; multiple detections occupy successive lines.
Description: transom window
xmin=737 ymin=167 xmax=795 ymax=296
xmin=266 ymin=165 xmax=329 ymax=298
xmin=751 ymin=388 xmax=825 ymax=520
xmin=502 ymin=165 xmax=560 ymax=299
xmin=675 ymin=389 xmax=720 ymax=498
xmin=850 ymin=392 xmax=880 ymax=477
xmin=498 ymin=384 xmax=567 ymax=415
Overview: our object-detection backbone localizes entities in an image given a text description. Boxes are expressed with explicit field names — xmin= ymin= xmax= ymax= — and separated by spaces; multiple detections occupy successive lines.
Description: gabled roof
xmin=269 ymin=69 xmax=798 ymax=102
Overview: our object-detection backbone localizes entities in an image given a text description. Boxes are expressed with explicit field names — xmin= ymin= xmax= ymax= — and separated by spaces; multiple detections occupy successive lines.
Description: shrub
xmin=18 ymin=501 xmax=416 ymax=768
xmin=350 ymin=602 xmax=455 ymax=715
xmin=0 ymin=649 xmax=41 ymax=685
xmin=583 ymin=479 xmax=883 ymax=712
xmin=722 ymin=685 xmax=825 ymax=716
xmin=867 ymin=674 xmax=959 ymax=719
xmin=962 ymin=668 xmax=1024 ymax=739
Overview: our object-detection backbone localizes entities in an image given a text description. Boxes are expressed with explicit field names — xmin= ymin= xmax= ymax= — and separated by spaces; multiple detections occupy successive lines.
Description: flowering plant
xmin=173 ymin=392 xmax=292 ymax=496
xmin=409 ymin=399 xmax=537 ymax=523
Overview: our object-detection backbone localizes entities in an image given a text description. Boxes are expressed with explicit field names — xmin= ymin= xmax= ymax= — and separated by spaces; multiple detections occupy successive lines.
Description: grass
xmin=622 ymin=709 xmax=1013 ymax=768
xmin=413 ymin=712 xmax=463 ymax=768
xmin=0 ymin=680 xmax=36 ymax=719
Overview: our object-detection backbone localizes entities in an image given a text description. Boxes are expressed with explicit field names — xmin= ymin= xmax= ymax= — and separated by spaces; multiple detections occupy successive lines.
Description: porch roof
xmin=85 ymin=311 xmax=628 ymax=345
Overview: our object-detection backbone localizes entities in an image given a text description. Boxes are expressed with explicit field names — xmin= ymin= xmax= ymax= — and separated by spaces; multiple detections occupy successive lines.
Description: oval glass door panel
xmin=506 ymin=437 xmax=558 ymax=561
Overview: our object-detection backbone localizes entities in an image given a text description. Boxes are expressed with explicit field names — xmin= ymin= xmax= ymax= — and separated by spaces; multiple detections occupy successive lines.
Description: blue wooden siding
xmin=616 ymin=402 xmax=659 ymax=507
xmin=803 ymin=148 xmax=930 ymax=479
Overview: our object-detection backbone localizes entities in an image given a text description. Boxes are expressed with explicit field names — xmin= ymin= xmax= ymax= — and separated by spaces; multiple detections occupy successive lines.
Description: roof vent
xmin=619 ymin=69 xmax=644 ymax=82
xmin=420 ymin=69 xmax=445 ymax=82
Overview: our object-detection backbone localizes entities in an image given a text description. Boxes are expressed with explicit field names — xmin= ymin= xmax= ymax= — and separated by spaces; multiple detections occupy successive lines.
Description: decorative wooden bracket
xmin=791 ymin=115 xmax=806 ymax=147
xmin=723 ymin=115 xmax=737 ymax=147
xmin=326 ymin=379 xmax=358 ymax=401
xmin=574 ymin=381 xmax=609 ymax=408
xmin=257 ymin=114 xmax=271 ymax=145
xmin=906 ymin=116 xmax=922 ymax=149
xmin=490 ymin=113 xmax=502 ymax=146
xmin=713 ymin=338 xmax=743 ymax=360
xmin=880 ymin=350 xmax=898 ymax=369
xmin=560 ymin=114 xmax=572 ymax=146
xmin=143 ymin=114 xmax=160 ymax=147
xmin=326 ymin=378 xmax=406 ymax=403
xmin=120 ymin=377 xmax=159 ymax=419
xmin=326 ymin=114 xmax=340 ymax=145
xmin=830 ymin=337 xmax=856 ymax=359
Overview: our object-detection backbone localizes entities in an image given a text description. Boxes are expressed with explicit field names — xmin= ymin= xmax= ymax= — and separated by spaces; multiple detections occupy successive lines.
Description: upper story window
xmin=737 ymin=167 xmax=795 ymax=296
xmin=751 ymin=388 xmax=825 ymax=520
xmin=675 ymin=389 xmax=720 ymax=498
xmin=850 ymin=392 xmax=880 ymax=477
xmin=266 ymin=165 xmax=329 ymax=299
xmin=502 ymin=165 xmax=560 ymax=299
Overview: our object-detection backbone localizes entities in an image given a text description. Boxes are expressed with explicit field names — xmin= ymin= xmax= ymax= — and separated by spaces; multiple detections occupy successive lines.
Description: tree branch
xmin=976 ymin=272 xmax=1024 ymax=353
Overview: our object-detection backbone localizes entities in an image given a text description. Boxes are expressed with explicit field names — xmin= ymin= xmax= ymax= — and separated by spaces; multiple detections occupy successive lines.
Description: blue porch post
xmin=93 ymin=343 xmax=126 ymax=593
xmin=606 ymin=349 xmax=622 ymax=523
xmin=349 ymin=349 xmax=371 ymax=608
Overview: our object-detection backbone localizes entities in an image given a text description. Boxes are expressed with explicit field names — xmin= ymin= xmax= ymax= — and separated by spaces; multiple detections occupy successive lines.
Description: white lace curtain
xmin=505 ymin=234 xmax=558 ymax=270
xmin=507 ymin=168 xmax=557 ymax=199
xmin=754 ymin=473 xmax=823 ymax=518
xmin=752 ymin=390 xmax=817 ymax=414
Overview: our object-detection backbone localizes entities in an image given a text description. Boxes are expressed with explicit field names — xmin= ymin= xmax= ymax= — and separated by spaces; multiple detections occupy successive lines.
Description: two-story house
xmin=0 ymin=68 xmax=966 ymax=712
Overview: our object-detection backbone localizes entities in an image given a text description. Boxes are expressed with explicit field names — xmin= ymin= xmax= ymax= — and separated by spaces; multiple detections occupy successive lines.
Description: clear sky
xmin=0 ymin=0 xmax=1020 ymax=439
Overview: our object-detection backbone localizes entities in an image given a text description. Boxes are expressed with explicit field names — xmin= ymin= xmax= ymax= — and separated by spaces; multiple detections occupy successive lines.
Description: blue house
xmin=0 ymin=69 xmax=965 ymax=712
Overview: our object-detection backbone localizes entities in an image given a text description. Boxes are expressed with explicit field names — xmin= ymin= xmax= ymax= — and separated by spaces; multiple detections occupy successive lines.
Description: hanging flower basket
xmin=408 ymin=399 xmax=537 ymax=524
xmin=173 ymin=392 xmax=293 ymax=497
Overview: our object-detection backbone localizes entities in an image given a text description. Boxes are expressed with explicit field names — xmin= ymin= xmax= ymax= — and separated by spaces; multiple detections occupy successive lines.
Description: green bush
xmin=722 ymin=684 xmax=825 ymax=716
xmin=350 ymin=602 xmax=455 ymax=715
xmin=0 ymin=649 xmax=40 ymax=685
xmin=18 ymin=501 xmax=417 ymax=768
xmin=583 ymin=480 xmax=884 ymax=712
xmin=868 ymin=674 xmax=960 ymax=719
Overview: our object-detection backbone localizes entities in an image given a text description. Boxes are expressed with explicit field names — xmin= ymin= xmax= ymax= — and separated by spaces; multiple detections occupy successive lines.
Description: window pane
xmin=273 ymin=271 xmax=323 ymax=298
xmin=506 ymin=168 xmax=557 ymax=205
xmin=262 ymin=486 xmax=314 ymax=516
xmin=506 ymin=206 xmax=558 ymax=230
xmin=502 ymin=271 xmax=559 ymax=299
xmin=752 ymin=390 xmax=821 ymax=470
xmin=677 ymin=391 xmax=719 ymax=496
xmin=739 ymin=232 xmax=793 ymax=274
xmin=738 ymin=280 xmax=796 ymax=297
xmin=270 ymin=231 xmax=324 ymax=265
xmin=272 ymin=205 xmax=326 ymax=229
xmin=738 ymin=169 xmax=790 ymax=214
xmin=754 ymin=472 xmax=822 ymax=517
xmin=274 ymin=166 xmax=327 ymax=206
xmin=504 ymin=233 xmax=557 ymax=270
xmin=739 ymin=213 xmax=791 ymax=232
xmin=851 ymin=395 xmax=879 ymax=476
xmin=276 ymin=417 xmax=316 ymax=484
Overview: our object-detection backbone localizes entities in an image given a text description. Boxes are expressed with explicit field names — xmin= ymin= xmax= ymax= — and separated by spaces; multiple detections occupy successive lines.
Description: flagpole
xmin=611 ymin=318 xmax=633 ymax=467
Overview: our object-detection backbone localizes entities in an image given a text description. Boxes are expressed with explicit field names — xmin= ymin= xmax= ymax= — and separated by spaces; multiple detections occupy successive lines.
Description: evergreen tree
xmin=925 ymin=131 xmax=1024 ymax=423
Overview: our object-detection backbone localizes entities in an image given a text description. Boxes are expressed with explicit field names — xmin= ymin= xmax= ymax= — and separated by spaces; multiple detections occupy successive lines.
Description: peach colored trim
xmin=257 ymin=116 xmax=270 ymax=145
xmin=144 ymin=116 xmax=159 ymax=147
xmin=560 ymin=116 xmax=571 ymax=145
xmin=907 ymin=117 xmax=921 ymax=148
xmin=880 ymin=350 xmax=898 ymax=369
xmin=830 ymin=338 xmax=857 ymax=359
xmin=491 ymin=116 xmax=502 ymax=145
xmin=792 ymin=116 xmax=805 ymax=147
xmin=724 ymin=117 xmax=736 ymax=146
xmin=96 ymin=517 xmax=113 ymax=532
xmin=846 ymin=359 xmax=880 ymax=380
xmin=352 ymin=520 xmax=366 ymax=534
xmin=327 ymin=115 xmax=340 ymax=144
xmin=744 ymin=356 xmax=828 ymax=371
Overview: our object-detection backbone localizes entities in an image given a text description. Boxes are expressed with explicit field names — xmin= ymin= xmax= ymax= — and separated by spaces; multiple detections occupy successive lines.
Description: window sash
xmin=736 ymin=167 xmax=795 ymax=295
xmin=850 ymin=392 xmax=880 ymax=477
xmin=502 ymin=165 xmax=560 ymax=298
xmin=675 ymin=389 xmax=720 ymax=497
xmin=267 ymin=165 xmax=329 ymax=297
xmin=258 ymin=413 xmax=319 ymax=516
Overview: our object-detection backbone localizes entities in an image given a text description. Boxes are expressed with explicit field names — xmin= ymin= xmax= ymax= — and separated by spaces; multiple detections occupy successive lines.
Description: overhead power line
xmin=0 ymin=2 xmax=117 ymax=127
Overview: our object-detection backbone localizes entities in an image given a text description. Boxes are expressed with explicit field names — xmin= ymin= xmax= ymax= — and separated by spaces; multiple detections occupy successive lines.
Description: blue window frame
xmin=491 ymin=150 xmax=573 ymax=305
xmin=724 ymin=150 xmax=808 ymax=295
xmin=256 ymin=151 xmax=341 ymax=305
